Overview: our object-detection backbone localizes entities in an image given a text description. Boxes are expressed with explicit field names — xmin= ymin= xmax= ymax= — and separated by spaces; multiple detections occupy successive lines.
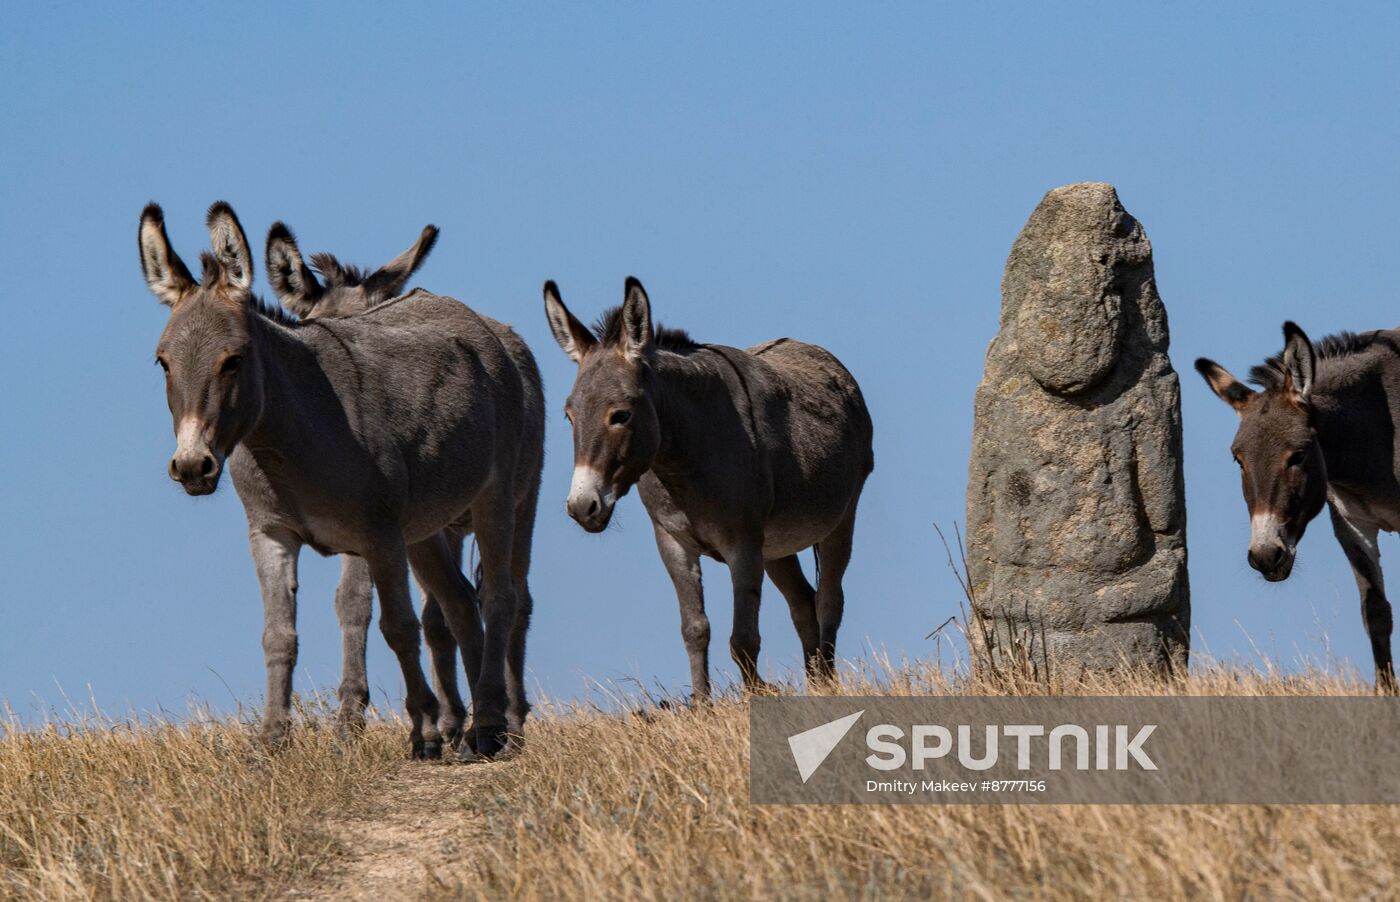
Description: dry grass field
xmin=4 ymin=658 xmax=1400 ymax=901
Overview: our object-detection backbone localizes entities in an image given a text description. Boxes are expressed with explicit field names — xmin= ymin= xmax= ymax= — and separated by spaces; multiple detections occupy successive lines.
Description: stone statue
xmin=966 ymin=182 xmax=1189 ymax=673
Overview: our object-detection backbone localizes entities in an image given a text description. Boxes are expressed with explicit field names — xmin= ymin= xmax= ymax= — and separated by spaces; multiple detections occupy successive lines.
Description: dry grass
xmin=0 ymin=699 xmax=405 ymax=900
xmin=436 ymin=661 xmax=1400 ymax=901
xmin=5 ymin=663 xmax=1400 ymax=901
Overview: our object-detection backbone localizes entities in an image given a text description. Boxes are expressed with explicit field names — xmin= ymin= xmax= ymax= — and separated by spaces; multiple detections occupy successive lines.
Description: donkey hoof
xmin=744 ymin=679 xmax=779 ymax=697
xmin=463 ymin=726 xmax=512 ymax=762
xmin=441 ymin=724 xmax=466 ymax=751
xmin=476 ymin=729 xmax=507 ymax=760
xmin=335 ymin=718 xmax=367 ymax=742
xmin=411 ymin=739 xmax=443 ymax=761
xmin=259 ymin=724 xmax=292 ymax=751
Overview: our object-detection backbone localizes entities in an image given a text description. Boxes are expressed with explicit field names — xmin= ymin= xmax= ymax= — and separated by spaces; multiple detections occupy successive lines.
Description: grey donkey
xmin=544 ymin=278 xmax=873 ymax=698
xmin=1198 ymin=322 xmax=1400 ymax=691
xmin=139 ymin=201 xmax=540 ymax=758
xmin=263 ymin=221 xmax=544 ymax=752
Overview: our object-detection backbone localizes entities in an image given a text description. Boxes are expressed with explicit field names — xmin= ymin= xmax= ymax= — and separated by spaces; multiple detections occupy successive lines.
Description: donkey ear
xmin=1281 ymin=321 xmax=1316 ymax=404
xmin=264 ymin=222 xmax=324 ymax=317
xmin=206 ymin=201 xmax=254 ymax=291
xmin=620 ymin=276 xmax=654 ymax=359
xmin=365 ymin=225 xmax=439 ymax=299
xmin=138 ymin=203 xmax=196 ymax=306
xmin=1195 ymin=358 xmax=1255 ymax=413
xmin=543 ymin=280 xmax=597 ymax=363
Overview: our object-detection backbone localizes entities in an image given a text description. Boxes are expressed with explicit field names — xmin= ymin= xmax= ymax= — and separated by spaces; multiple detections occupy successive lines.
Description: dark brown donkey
xmin=139 ymin=202 xmax=536 ymax=758
xmin=1197 ymin=322 xmax=1400 ymax=690
xmin=263 ymin=221 xmax=543 ymax=751
xmin=544 ymin=278 xmax=874 ymax=697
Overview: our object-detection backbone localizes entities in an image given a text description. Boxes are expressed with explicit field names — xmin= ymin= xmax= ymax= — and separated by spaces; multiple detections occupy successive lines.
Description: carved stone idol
xmin=966 ymin=182 xmax=1189 ymax=673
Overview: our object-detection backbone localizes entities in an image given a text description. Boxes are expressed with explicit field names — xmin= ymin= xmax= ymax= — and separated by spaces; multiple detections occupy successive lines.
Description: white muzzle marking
xmin=568 ymin=465 xmax=615 ymax=510
xmin=176 ymin=417 xmax=204 ymax=456
xmin=1250 ymin=512 xmax=1293 ymax=554
xmin=175 ymin=417 xmax=224 ymax=467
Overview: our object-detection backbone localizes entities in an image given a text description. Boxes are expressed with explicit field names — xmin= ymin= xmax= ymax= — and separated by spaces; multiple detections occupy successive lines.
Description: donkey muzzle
xmin=567 ymin=465 xmax=616 ymax=533
xmin=170 ymin=418 xmax=223 ymax=495
xmin=1248 ymin=512 xmax=1295 ymax=581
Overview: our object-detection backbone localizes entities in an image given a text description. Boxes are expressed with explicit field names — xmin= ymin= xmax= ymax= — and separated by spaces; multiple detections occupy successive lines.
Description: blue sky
xmin=3 ymin=3 xmax=1399 ymax=720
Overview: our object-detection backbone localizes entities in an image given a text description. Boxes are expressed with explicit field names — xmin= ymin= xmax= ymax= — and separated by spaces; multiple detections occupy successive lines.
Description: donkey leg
xmin=411 ymin=531 xmax=483 ymax=746
xmin=448 ymin=532 xmax=486 ymax=715
xmin=506 ymin=580 xmax=534 ymax=736
xmin=249 ymin=527 xmax=301 ymax=747
xmin=765 ymin=555 xmax=821 ymax=678
xmin=1330 ymin=507 xmax=1396 ymax=691
xmin=333 ymin=555 xmax=373 ymax=737
xmin=653 ymin=523 xmax=711 ymax=702
xmin=365 ymin=541 xmax=443 ymax=759
xmin=421 ymin=593 xmax=468 ymax=747
xmin=505 ymin=478 xmax=541 ymax=737
xmin=466 ymin=486 xmax=520 ymax=758
xmin=728 ymin=542 xmax=773 ymax=694
xmin=408 ymin=532 xmax=499 ymax=758
xmin=813 ymin=501 xmax=860 ymax=681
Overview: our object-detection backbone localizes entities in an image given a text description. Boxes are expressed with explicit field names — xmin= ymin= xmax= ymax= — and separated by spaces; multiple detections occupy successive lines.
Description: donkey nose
xmin=169 ymin=450 xmax=218 ymax=483
xmin=566 ymin=493 xmax=601 ymax=524
xmin=1248 ymin=543 xmax=1285 ymax=573
xmin=566 ymin=466 xmax=615 ymax=532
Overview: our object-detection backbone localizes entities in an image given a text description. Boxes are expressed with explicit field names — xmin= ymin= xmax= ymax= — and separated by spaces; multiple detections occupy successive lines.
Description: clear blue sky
xmin=3 ymin=4 xmax=1399 ymax=720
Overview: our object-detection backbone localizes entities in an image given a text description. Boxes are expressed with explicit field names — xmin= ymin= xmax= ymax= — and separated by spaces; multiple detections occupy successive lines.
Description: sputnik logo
xmin=787 ymin=710 xmax=864 ymax=782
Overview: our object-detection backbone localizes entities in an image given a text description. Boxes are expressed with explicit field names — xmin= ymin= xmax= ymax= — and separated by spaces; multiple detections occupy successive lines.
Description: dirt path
xmin=298 ymin=760 xmax=496 ymax=901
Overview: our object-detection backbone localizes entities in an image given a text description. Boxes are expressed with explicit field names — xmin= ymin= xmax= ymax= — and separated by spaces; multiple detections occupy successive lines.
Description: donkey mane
xmin=592 ymin=305 xmax=700 ymax=352
xmin=252 ymin=294 xmax=301 ymax=326
xmin=1249 ymin=331 xmax=1382 ymax=389
xmin=308 ymin=253 xmax=375 ymax=288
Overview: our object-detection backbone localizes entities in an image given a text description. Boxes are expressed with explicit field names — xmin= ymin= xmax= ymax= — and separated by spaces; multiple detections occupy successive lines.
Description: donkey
xmin=544 ymin=277 xmax=874 ymax=698
xmin=138 ymin=201 xmax=535 ymax=758
xmin=1197 ymin=322 xmax=1400 ymax=690
xmin=263 ymin=221 xmax=543 ymax=750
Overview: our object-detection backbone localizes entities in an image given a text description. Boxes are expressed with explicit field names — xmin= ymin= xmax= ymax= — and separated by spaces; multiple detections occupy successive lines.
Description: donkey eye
xmin=609 ymin=409 xmax=632 ymax=427
xmin=1232 ymin=455 xmax=1242 ymax=468
xmin=155 ymin=357 xmax=169 ymax=373
xmin=1287 ymin=450 xmax=1306 ymax=468
xmin=220 ymin=355 xmax=243 ymax=375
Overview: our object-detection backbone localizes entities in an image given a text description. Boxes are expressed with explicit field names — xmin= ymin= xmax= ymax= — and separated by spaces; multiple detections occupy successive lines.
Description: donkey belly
xmin=398 ymin=458 xmax=497 ymax=544
xmin=640 ymin=475 xmax=850 ymax=563
xmin=386 ymin=376 xmax=512 ymax=544
xmin=761 ymin=443 xmax=869 ymax=558
xmin=761 ymin=508 xmax=850 ymax=559
xmin=1331 ymin=484 xmax=1400 ymax=533
xmin=751 ymin=340 xmax=872 ymax=560
xmin=297 ymin=512 xmax=367 ymax=557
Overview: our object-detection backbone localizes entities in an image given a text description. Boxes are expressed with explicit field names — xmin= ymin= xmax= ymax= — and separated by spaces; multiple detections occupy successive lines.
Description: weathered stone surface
xmin=966 ymin=183 xmax=1189 ymax=672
